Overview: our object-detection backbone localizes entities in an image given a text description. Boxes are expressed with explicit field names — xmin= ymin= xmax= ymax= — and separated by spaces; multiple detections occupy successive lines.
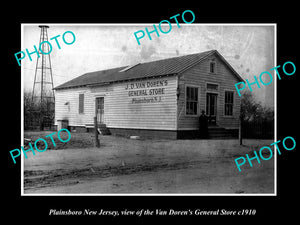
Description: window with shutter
xmin=79 ymin=94 xmax=84 ymax=114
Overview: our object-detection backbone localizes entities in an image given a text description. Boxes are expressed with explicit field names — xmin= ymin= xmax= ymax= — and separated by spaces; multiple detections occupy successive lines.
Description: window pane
xmin=187 ymin=87 xmax=191 ymax=101
xmin=207 ymin=83 xmax=218 ymax=90
xmin=210 ymin=62 xmax=215 ymax=73
xmin=186 ymin=86 xmax=198 ymax=115
xmin=187 ymin=102 xmax=192 ymax=115
xmin=229 ymin=92 xmax=233 ymax=103
xmin=191 ymin=87 xmax=194 ymax=100
xmin=193 ymin=102 xmax=197 ymax=114
xmin=186 ymin=102 xmax=189 ymax=115
xmin=224 ymin=91 xmax=233 ymax=116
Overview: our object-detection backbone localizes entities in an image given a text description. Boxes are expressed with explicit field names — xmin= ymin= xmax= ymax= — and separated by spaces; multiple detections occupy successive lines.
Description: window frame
xmin=209 ymin=59 xmax=217 ymax=74
xmin=79 ymin=93 xmax=84 ymax=114
xmin=224 ymin=90 xmax=234 ymax=116
xmin=185 ymin=85 xmax=200 ymax=117
xmin=206 ymin=82 xmax=219 ymax=91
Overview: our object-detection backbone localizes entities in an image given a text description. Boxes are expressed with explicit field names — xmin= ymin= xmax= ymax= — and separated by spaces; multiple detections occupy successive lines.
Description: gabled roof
xmin=54 ymin=50 xmax=243 ymax=90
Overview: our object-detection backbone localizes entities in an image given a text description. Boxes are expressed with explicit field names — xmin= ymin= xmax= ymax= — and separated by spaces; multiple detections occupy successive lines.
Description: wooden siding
xmin=177 ymin=54 xmax=241 ymax=130
xmin=54 ymin=87 xmax=95 ymax=127
xmin=55 ymin=75 xmax=177 ymax=130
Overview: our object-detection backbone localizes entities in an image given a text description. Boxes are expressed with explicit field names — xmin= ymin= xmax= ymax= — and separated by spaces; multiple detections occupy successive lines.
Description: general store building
xmin=54 ymin=50 xmax=244 ymax=139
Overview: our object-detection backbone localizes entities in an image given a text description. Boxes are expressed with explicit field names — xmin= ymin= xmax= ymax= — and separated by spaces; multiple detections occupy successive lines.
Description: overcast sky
xmin=22 ymin=24 xmax=275 ymax=107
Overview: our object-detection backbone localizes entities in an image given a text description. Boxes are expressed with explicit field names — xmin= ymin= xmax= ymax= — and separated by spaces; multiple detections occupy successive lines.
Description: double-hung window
xmin=224 ymin=91 xmax=234 ymax=116
xmin=186 ymin=86 xmax=199 ymax=115
xmin=210 ymin=61 xmax=216 ymax=74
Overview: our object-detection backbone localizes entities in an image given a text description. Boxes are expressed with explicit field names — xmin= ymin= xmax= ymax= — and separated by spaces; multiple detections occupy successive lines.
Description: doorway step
xmin=208 ymin=125 xmax=237 ymax=139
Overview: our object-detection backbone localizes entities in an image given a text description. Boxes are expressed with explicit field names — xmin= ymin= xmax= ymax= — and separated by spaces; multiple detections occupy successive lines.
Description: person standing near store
xmin=199 ymin=110 xmax=208 ymax=138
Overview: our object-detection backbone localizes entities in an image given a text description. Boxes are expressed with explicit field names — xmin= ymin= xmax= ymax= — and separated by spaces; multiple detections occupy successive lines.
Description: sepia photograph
xmin=21 ymin=24 xmax=276 ymax=195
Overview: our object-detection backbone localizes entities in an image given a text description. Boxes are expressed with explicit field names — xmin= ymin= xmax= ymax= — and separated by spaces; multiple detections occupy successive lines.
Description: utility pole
xmin=94 ymin=117 xmax=100 ymax=148
xmin=239 ymin=115 xmax=243 ymax=145
xmin=32 ymin=25 xmax=55 ymax=130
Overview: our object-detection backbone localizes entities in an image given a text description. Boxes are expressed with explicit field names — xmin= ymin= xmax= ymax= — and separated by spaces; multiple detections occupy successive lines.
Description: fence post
xmin=94 ymin=117 xmax=100 ymax=148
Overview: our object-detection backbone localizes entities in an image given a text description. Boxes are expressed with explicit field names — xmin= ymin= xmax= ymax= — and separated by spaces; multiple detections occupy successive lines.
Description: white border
xmin=21 ymin=24 xmax=24 ymax=194
xmin=274 ymin=23 xmax=277 ymax=196
xmin=21 ymin=23 xmax=277 ymax=196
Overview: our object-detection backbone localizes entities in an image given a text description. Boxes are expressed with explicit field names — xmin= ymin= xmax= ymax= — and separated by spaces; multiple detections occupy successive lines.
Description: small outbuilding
xmin=54 ymin=50 xmax=244 ymax=139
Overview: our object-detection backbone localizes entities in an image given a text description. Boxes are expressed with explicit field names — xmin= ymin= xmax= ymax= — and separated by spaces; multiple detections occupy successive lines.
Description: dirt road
xmin=23 ymin=134 xmax=274 ymax=194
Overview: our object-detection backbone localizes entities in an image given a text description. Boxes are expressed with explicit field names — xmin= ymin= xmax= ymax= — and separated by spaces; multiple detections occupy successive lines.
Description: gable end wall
xmin=177 ymin=54 xmax=241 ymax=130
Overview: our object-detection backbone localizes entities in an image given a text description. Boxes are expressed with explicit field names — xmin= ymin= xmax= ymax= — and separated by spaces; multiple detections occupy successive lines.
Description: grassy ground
xmin=23 ymin=131 xmax=275 ymax=194
xmin=24 ymin=130 xmax=94 ymax=150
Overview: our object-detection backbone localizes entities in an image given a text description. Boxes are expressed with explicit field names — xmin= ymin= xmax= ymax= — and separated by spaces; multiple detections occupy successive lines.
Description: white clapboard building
xmin=54 ymin=50 xmax=244 ymax=139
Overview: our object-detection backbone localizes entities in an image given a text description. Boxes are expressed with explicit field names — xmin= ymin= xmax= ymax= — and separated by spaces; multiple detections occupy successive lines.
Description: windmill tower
xmin=31 ymin=25 xmax=55 ymax=130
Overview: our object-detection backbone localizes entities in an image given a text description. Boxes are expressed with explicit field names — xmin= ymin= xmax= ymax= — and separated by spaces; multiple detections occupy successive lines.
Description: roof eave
xmin=214 ymin=51 xmax=245 ymax=82
xmin=176 ymin=50 xmax=245 ymax=83
xmin=55 ymin=73 xmax=178 ymax=90
xmin=176 ymin=50 xmax=216 ymax=76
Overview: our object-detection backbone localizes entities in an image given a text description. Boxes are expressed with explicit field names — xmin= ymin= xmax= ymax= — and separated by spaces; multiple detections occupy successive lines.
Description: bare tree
xmin=241 ymin=91 xmax=274 ymax=122
xmin=24 ymin=90 xmax=55 ymax=130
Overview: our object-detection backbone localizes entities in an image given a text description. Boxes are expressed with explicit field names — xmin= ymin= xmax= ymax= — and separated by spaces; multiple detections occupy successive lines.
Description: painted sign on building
xmin=125 ymin=79 xmax=168 ymax=104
